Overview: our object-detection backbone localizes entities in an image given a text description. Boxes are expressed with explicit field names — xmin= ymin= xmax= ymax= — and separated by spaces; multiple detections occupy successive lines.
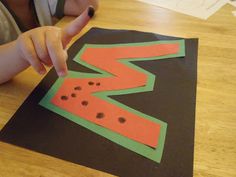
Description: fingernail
xmin=39 ymin=70 xmax=46 ymax=75
xmin=88 ymin=6 xmax=95 ymax=18
xmin=46 ymin=61 xmax=53 ymax=67
xmin=46 ymin=63 xmax=53 ymax=67
xmin=58 ymin=70 xmax=67 ymax=77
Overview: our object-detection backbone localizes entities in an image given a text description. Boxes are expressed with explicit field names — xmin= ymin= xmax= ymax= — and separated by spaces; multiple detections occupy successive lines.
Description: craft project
xmin=40 ymin=40 xmax=185 ymax=162
xmin=0 ymin=28 xmax=198 ymax=177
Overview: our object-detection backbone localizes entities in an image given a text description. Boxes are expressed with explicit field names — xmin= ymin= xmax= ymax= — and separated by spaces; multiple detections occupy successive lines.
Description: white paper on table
xmin=228 ymin=0 xmax=236 ymax=7
xmin=137 ymin=0 xmax=228 ymax=20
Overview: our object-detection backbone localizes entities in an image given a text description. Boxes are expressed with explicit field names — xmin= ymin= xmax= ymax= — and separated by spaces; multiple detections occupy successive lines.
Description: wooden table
xmin=0 ymin=0 xmax=236 ymax=176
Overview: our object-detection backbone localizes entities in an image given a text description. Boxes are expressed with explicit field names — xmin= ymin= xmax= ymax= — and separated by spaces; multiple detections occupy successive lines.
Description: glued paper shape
xmin=51 ymin=42 xmax=181 ymax=148
xmin=40 ymin=40 xmax=185 ymax=162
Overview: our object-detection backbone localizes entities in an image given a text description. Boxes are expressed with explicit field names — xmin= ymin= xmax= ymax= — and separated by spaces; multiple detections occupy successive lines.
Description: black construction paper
xmin=0 ymin=28 xmax=198 ymax=177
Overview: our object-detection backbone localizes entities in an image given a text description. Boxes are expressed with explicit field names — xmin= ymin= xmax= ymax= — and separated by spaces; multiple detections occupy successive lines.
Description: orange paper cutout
xmin=51 ymin=43 xmax=179 ymax=148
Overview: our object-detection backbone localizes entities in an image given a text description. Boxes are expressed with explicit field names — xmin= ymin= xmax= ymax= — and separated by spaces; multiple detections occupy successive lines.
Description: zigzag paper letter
xmin=40 ymin=40 xmax=185 ymax=162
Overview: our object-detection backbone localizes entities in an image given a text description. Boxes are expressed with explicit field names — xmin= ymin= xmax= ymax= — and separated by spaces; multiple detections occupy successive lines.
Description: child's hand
xmin=16 ymin=7 xmax=94 ymax=77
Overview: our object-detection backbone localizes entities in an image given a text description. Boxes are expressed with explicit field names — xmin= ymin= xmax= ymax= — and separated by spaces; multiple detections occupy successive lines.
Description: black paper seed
xmin=88 ymin=81 xmax=94 ymax=85
xmin=81 ymin=101 xmax=88 ymax=106
xmin=71 ymin=93 xmax=76 ymax=98
xmin=61 ymin=96 xmax=68 ymax=100
xmin=74 ymin=86 xmax=82 ymax=91
xmin=118 ymin=117 xmax=126 ymax=124
xmin=96 ymin=112 xmax=104 ymax=119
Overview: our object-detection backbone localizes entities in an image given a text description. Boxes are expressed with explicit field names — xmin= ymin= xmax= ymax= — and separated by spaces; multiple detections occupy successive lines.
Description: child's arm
xmin=0 ymin=7 xmax=94 ymax=84
xmin=64 ymin=0 xmax=99 ymax=16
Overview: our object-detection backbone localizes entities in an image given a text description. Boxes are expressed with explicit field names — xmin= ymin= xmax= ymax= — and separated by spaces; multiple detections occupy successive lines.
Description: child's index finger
xmin=62 ymin=6 xmax=95 ymax=48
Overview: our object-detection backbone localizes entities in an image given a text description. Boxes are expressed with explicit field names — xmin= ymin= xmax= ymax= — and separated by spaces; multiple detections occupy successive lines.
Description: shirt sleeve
xmin=0 ymin=2 xmax=21 ymax=44
xmin=48 ymin=0 xmax=65 ymax=19
xmin=0 ymin=13 xmax=9 ymax=44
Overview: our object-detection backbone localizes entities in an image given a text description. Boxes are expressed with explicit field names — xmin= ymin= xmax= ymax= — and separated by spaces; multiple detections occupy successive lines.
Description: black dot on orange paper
xmin=118 ymin=117 xmax=126 ymax=124
xmin=71 ymin=93 xmax=76 ymax=98
xmin=61 ymin=95 xmax=68 ymax=100
xmin=81 ymin=101 xmax=88 ymax=106
xmin=74 ymin=86 xmax=82 ymax=91
xmin=96 ymin=82 xmax=101 ymax=86
xmin=96 ymin=112 xmax=104 ymax=119
xmin=88 ymin=81 xmax=94 ymax=86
